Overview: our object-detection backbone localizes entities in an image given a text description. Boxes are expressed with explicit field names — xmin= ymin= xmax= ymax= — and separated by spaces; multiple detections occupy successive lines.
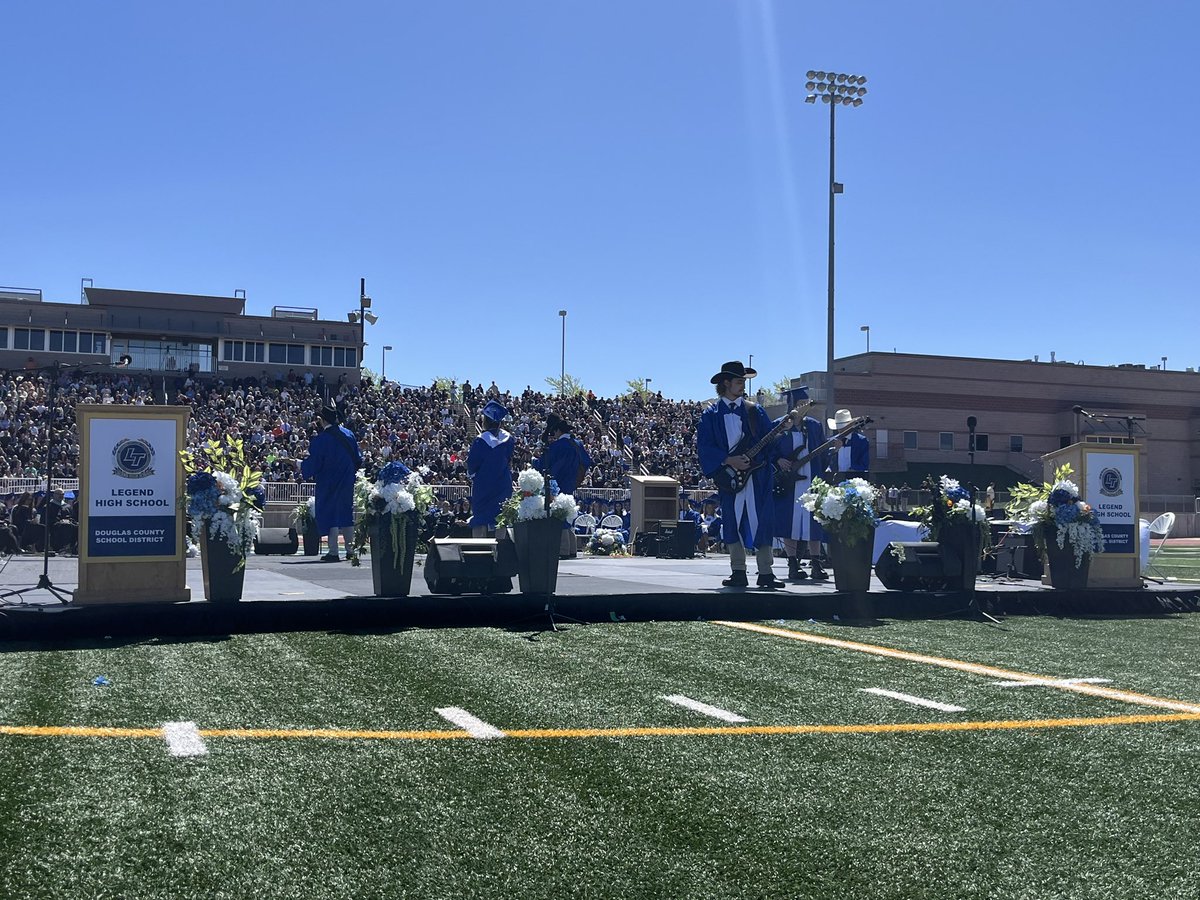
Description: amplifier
xmin=874 ymin=541 xmax=950 ymax=591
xmin=254 ymin=527 xmax=298 ymax=555
xmin=424 ymin=538 xmax=516 ymax=595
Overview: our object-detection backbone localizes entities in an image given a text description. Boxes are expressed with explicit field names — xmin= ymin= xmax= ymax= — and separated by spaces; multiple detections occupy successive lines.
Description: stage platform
xmin=0 ymin=552 xmax=1197 ymax=641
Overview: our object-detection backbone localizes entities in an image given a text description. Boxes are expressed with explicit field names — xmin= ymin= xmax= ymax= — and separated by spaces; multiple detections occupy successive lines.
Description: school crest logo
xmin=112 ymin=438 xmax=155 ymax=478
xmin=1098 ymin=467 xmax=1122 ymax=497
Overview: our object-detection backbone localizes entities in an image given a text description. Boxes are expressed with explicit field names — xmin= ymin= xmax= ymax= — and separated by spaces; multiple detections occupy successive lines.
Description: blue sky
xmin=4 ymin=1 xmax=1197 ymax=400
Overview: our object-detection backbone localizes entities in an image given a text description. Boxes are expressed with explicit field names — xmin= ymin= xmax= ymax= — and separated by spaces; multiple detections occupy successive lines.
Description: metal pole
xmin=826 ymin=98 xmax=837 ymax=423
xmin=359 ymin=277 xmax=366 ymax=373
xmin=559 ymin=310 xmax=566 ymax=396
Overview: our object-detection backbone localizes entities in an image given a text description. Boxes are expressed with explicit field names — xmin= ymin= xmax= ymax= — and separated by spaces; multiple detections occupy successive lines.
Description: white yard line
xmin=991 ymin=677 xmax=1112 ymax=688
xmin=661 ymin=694 xmax=749 ymax=723
xmin=859 ymin=688 xmax=966 ymax=713
xmin=434 ymin=707 xmax=506 ymax=739
xmin=162 ymin=721 xmax=208 ymax=757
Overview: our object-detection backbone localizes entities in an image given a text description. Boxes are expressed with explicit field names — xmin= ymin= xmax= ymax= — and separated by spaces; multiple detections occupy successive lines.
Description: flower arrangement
xmin=350 ymin=462 xmax=436 ymax=567
xmin=800 ymin=477 xmax=879 ymax=545
xmin=587 ymin=527 xmax=628 ymax=556
xmin=496 ymin=468 xmax=579 ymax=527
xmin=179 ymin=437 xmax=264 ymax=568
xmin=1007 ymin=464 xmax=1104 ymax=568
xmin=291 ymin=497 xmax=316 ymax=530
xmin=916 ymin=475 xmax=990 ymax=544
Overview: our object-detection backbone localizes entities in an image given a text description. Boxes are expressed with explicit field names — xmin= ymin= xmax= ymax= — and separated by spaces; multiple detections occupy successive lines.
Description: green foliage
xmin=432 ymin=376 xmax=459 ymax=394
xmin=545 ymin=373 xmax=585 ymax=397
xmin=625 ymin=378 xmax=653 ymax=398
xmin=1004 ymin=463 xmax=1074 ymax=521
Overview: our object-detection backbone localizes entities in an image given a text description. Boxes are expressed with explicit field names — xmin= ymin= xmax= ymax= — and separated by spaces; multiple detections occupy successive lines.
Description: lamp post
xmin=645 ymin=377 xmax=652 ymax=396
xmin=382 ymin=345 xmax=393 ymax=381
xmin=747 ymin=354 xmax=754 ymax=394
xmin=348 ymin=277 xmax=379 ymax=375
xmin=805 ymin=70 xmax=867 ymax=422
xmin=860 ymin=324 xmax=870 ymax=352
xmin=558 ymin=309 xmax=567 ymax=395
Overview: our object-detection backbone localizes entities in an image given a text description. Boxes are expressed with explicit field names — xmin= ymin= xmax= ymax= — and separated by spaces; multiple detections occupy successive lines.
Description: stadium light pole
xmin=382 ymin=345 xmax=393 ymax=381
xmin=805 ymin=70 xmax=867 ymax=421
xmin=861 ymin=324 xmax=870 ymax=352
xmin=349 ymin=277 xmax=379 ymax=377
xmin=558 ymin=309 xmax=567 ymax=396
xmin=747 ymin=354 xmax=754 ymax=394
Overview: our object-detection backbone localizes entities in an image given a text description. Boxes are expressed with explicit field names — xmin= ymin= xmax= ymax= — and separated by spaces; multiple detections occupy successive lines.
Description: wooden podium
xmin=629 ymin=475 xmax=679 ymax=540
xmin=1041 ymin=441 xmax=1140 ymax=588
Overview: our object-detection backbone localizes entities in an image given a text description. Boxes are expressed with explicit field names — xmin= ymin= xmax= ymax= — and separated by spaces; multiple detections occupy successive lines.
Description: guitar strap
xmin=329 ymin=425 xmax=363 ymax=469
xmin=743 ymin=400 xmax=761 ymax=442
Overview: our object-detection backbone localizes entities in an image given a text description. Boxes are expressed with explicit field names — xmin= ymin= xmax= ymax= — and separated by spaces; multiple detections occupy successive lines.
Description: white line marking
xmin=435 ymin=707 xmax=506 ymax=739
xmin=991 ymin=677 xmax=1113 ymax=688
xmin=661 ymin=694 xmax=749 ymax=723
xmin=860 ymin=688 xmax=966 ymax=713
xmin=162 ymin=721 xmax=208 ymax=757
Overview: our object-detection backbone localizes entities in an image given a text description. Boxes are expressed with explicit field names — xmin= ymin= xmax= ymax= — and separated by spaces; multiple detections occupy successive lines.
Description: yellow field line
xmin=2 ymin=713 xmax=1200 ymax=744
xmin=712 ymin=620 xmax=1200 ymax=714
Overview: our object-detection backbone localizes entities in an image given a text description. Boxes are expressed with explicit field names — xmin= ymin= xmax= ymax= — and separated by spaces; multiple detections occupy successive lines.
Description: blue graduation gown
xmin=467 ymin=429 xmax=515 ymax=528
xmin=533 ymin=435 xmax=593 ymax=495
xmin=300 ymin=424 xmax=361 ymax=535
xmin=696 ymin=399 xmax=776 ymax=549
xmin=771 ymin=416 xmax=827 ymax=543
xmin=832 ymin=431 xmax=870 ymax=477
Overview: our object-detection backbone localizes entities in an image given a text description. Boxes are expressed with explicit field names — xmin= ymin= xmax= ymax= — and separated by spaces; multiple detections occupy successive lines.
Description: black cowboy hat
xmin=543 ymin=412 xmax=573 ymax=437
xmin=710 ymin=360 xmax=757 ymax=384
xmin=318 ymin=404 xmax=340 ymax=425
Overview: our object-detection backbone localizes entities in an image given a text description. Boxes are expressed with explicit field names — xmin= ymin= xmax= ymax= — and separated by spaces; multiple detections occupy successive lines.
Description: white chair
xmin=1143 ymin=512 xmax=1176 ymax=581
xmin=600 ymin=514 xmax=624 ymax=529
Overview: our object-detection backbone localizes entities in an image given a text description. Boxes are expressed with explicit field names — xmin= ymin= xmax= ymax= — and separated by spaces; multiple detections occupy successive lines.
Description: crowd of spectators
xmin=0 ymin=368 xmax=718 ymax=491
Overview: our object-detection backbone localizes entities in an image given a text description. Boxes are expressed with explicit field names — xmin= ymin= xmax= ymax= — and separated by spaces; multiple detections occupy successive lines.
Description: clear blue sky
xmin=4 ymin=1 xmax=1197 ymax=400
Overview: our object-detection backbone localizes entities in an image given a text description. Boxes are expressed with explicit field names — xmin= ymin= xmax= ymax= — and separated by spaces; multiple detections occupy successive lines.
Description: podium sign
xmin=1084 ymin=450 xmax=1137 ymax=555
xmin=74 ymin=405 xmax=191 ymax=605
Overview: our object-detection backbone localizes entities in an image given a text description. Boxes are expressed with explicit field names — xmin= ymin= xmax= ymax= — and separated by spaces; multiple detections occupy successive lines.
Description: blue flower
xmin=378 ymin=462 xmax=412 ymax=485
xmin=1048 ymin=488 xmax=1077 ymax=506
xmin=187 ymin=471 xmax=216 ymax=496
xmin=1052 ymin=502 xmax=1080 ymax=524
xmin=246 ymin=486 xmax=266 ymax=510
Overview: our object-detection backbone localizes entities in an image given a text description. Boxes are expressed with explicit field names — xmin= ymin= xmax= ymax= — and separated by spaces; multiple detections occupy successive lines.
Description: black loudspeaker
xmin=660 ymin=521 xmax=697 ymax=559
xmin=874 ymin=541 xmax=950 ymax=591
xmin=1013 ymin=545 xmax=1044 ymax=579
xmin=634 ymin=531 xmax=658 ymax=557
xmin=424 ymin=538 xmax=516 ymax=595
xmin=254 ymin=527 xmax=299 ymax=555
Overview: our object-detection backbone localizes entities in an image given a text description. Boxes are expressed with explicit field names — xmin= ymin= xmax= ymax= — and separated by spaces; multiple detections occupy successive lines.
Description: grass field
xmin=2 ymin=613 xmax=1200 ymax=899
xmin=1150 ymin=543 xmax=1200 ymax=582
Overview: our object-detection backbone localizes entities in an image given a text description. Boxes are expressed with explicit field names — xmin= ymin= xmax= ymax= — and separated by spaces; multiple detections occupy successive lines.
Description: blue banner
xmin=1101 ymin=523 xmax=1136 ymax=554
xmin=87 ymin=515 xmax=177 ymax=557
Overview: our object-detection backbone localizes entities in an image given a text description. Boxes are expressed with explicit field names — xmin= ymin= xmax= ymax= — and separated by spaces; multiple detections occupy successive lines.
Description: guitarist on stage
xmin=771 ymin=387 xmax=830 ymax=582
xmin=696 ymin=360 xmax=786 ymax=590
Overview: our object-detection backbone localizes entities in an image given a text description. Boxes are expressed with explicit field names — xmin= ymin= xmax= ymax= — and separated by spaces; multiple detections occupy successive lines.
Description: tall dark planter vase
xmin=1044 ymin=527 xmax=1091 ymax=590
xmin=828 ymin=528 xmax=876 ymax=593
xmin=937 ymin=522 xmax=983 ymax=591
xmin=301 ymin=523 xmax=321 ymax=556
xmin=513 ymin=518 xmax=563 ymax=595
xmin=199 ymin=526 xmax=246 ymax=603
xmin=369 ymin=512 xmax=419 ymax=597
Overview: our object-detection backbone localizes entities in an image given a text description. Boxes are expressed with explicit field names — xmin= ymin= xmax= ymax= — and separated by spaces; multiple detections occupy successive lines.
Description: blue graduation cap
xmin=783 ymin=385 xmax=810 ymax=406
xmin=64 ymin=491 xmax=76 ymax=500
xmin=482 ymin=400 xmax=509 ymax=422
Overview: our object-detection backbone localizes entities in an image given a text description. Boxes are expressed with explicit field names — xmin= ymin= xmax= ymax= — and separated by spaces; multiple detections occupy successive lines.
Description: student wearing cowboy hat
xmin=696 ymin=360 xmax=786 ymax=590
xmin=827 ymin=408 xmax=870 ymax=482
xmin=532 ymin=411 xmax=592 ymax=495
xmin=466 ymin=399 xmax=516 ymax=537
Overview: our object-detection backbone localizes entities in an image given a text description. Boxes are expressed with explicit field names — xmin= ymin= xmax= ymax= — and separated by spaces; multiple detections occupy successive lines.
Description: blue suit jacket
xmin=696 ymin=399 xmax=776 ymax=547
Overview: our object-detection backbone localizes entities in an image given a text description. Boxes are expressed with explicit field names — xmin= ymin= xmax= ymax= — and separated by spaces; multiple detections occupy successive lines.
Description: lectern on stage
xmin=1042 ymin=441 xmax=1141 ymax=588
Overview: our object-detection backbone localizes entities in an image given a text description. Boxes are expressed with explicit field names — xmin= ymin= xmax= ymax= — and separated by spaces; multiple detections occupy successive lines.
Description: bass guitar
xmin=712 ymin=400 xmax=815 ymax=495
xmin=772 ymin=416 xmax=872 ymax=496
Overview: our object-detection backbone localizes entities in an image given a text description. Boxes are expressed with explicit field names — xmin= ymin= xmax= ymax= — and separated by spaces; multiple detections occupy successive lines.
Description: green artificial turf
xmin=1 ymin=616 xmax=1199 ymax=899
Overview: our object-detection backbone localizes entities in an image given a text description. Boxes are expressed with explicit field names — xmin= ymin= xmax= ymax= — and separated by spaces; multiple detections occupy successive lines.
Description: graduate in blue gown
xmin=827 ymin=408 xmax=870 ymax=480
xmin=532 ymin=412 xmax=592 ymax=495
xmin=300 ymin=404 xmax=362 ymax=561
xmin=467 ymin=399 xmax=516 ymax=535
xmin=696 ymin=360 xmax=784 ymax=590
xmin=771 ymin=386 xmax=829 ymax=582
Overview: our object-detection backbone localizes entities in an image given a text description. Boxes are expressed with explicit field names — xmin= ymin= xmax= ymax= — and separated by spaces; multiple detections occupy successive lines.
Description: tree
xmin=545 ymin=374 xmax=586 ymax=397
xmin=625 ymin=378 xmax=654 ymax=398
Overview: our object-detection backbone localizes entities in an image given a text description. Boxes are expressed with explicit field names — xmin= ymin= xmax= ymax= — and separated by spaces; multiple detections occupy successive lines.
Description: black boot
xmin=722 ymin=570 xmax=749 ymax=588
xmin=787 ymin=557 xmax=808 ymax=581
xmin=810 ymin=560 xmax=829 ymax=581
xmin=757 ymin=572 xmax=788 ymax=590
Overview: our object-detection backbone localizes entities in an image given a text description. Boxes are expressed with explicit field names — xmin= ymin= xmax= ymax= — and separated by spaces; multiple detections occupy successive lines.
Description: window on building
xmin=222 ymin=340 xmax=263 ymax=363
xmin=269 ymin=343 xmax=306 ymax=365
xmin=0 ymin=329 xmax=7 ymax=349
xmin=973 ymin=434 xmax=990 ymax=452
xmin=311 ymin=346 xmax=333 ymax=367
xmin=939 ymin=432 xmax=954 ymax=451
xmin=875 ymin=429 xmax=888 ymax=459
xmin=903 ymin=430 xmax=918 ymax=450
xmin=14 ymin=328 xmax=45 ymax=351
xmin=1010 ymin=435 xmax=1024 ymax=453
xmin=79 ymin=332 xmax=106 ymax=354
xmin=333 ymin=347 xmax=357 ymax=368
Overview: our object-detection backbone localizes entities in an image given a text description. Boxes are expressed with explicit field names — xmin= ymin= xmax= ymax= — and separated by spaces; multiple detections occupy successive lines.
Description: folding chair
xmin=1143 ymin=512 xmax=1176 ymax=582
xmin=573 ymin=513 xmax=597 ymax=550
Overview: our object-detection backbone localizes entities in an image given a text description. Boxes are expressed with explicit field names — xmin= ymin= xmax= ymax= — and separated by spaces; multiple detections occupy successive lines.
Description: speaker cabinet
xmin=874 ymin=541 xmax=950 ymax=591
xmin=254 ymin=527 xmax=299 ymax=555
xmin=424 ymin=538 xmax=516 ymax=595
xmin=658 ymin=521 xmax=697 ymax=559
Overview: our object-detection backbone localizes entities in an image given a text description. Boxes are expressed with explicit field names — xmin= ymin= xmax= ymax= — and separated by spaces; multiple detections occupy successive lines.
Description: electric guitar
xmin=773 ymin=416 xmax=873 ymax=496
xmin=712 ymin=401 xmax=816 ymax=495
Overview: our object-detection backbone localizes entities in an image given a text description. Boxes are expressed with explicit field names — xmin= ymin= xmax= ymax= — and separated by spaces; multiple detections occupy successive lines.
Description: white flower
xmin=821 ymin=495 xmax=847 ymax=521
xmin=1052 ymin=479 xmax=1079 ymax=497
xmin=518 ymin=496 xmax=548 ymax=520
xmin=405 ymin=471 xmax=425 ymax=492
xmin=971 ymin=504 xmax=987 ymax=522
xmin=939 ymin=475 xmax=961 ymax=492
xmin=801 ymin=493 xmax=818 ymax=513
xmin=1027 ymin=499 xmax=1049 ymax=520
xmin=600 ymin=532 xmax=615 ymax=547
xmin=847 ymin=478 xmax=876 ymax=504
xmin=376 ymin=482 xmax=415 ymax=515
xmin=518 ymin=468 xmax=545 ymax=495
xmin=214 ymin=471 xmax=241 ymax=507
xmin=550 ymin=492 xmax=578 ymax=522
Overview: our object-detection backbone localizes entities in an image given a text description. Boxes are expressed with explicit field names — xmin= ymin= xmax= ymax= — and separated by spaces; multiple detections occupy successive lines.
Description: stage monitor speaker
xmin=633 ymin=531 xmax=658 ymax=557
xmin=1013 ymin=545 xmax=1043 ymax=579
xmin=424 ymin=538 xmax=515 ymax=595
xmin=659 ymin=521 xmax=697 ymax=559
xmin=254 ymin=527 xmax=298 ymax=555
xmin=874 ymin=541 xmax=950 ymax=591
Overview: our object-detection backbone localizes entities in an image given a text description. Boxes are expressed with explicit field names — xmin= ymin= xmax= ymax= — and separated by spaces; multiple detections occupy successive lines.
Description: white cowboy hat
xmin=827 ymin=408 xmax=856 ymax=431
